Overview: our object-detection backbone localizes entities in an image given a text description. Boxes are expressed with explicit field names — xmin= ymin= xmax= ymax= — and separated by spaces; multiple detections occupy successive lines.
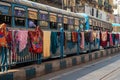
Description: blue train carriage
xmin=0 ymin=0 xmax=85 ymax=61
xmin=76 ymin=13 xmax=112 ymax=52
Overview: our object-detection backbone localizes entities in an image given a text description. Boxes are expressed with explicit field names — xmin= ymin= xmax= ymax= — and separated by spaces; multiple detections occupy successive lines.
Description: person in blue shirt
xmin=29 ymin=19 xmax=36 ymax=28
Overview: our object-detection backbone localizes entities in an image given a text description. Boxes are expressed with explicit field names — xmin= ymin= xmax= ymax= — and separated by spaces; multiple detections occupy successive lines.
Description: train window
xmin=89 ymin=19 xmax=92 ymax=26
xmin=74 ymin=26 xmax=79 ymax=30
xmin=58 ymin=16 xmax=62 ymax=23
xmin=0 ymin=15 xmax=11 ymax=27
xmin=80 ymin=24 xmax=85 ymax=31
xmin=14 ymin=7 xmax=25 ymax=17
xmin=57 ymin=23 xmax=62 ymax=29
xmin=93 ymin=26 xmax=97 ymax=30
xmin=90 ymin=25 xmax=93 ymax=30
xmin=98 ymin=27 xmax=100 ymax=30
xmin=0 ymin=2 xmax=11 ymax=26
xmin=63 ymin=16 xmax=68 ymax=30
xmin=28 ymin=8 xmax=38 ymax=28
xmin=74 ymin=19 xmax=79 ymax=26
xmin=15 ymin=17 xmax=25 ymax=27
xmin=14 ymin=7 xmax=26 ymax=27
xmin=40 ymin=13 xmax=48 ymax=21
xmin=64 ymin=24 xmax=68 ymax=30
xmin=50 ymin=22 xmax=57 ymax=29
xmin=49 ymin=13 xmax=57 ymax=29
xmin=39 ymin=21 xmax=48 ymax=28
xmin=28 ymin=19 xmax=37 ymax=28
xmin=68 ymin=25 xmax=74 ymax=31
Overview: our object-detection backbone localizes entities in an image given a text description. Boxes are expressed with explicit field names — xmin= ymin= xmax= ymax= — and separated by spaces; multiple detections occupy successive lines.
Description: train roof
xmin=2 ymin=0 xmax=84 ymax=19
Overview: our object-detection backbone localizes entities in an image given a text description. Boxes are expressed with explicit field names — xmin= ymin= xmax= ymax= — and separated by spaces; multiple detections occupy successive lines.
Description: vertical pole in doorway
xmin=60 ymin=28 xmax=64 ymax=58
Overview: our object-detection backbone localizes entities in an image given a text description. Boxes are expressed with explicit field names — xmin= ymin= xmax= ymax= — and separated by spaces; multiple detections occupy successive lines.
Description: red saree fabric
xmin=28 ymin=26 xmax=43 ymax=53
xmin=72 ymin=32 xmax=78 ymax=42
xmin=100 ymin=31 xmax=108 ymax=47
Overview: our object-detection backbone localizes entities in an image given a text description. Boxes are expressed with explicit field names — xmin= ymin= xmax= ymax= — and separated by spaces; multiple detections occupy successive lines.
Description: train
xmin=0 ymin=0 xmax=119 ymax=67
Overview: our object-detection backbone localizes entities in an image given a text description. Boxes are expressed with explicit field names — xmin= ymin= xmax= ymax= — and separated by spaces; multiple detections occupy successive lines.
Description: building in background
xmin=75 ymin=0 xmax=113 ymax=13
xmin=29 ymin=0 xmax=114 ymax=23
xmin=75 ymin=0 xmax=114 ymax=23
xmin=113 ymin=0 xmax=120 ymax=24
xmin=29 ymin=0 xmax=76 ymax=12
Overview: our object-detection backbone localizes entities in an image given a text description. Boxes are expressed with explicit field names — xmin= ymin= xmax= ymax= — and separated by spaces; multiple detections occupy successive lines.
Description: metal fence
xmin=0 ymin=28 xmax=119 ymax=72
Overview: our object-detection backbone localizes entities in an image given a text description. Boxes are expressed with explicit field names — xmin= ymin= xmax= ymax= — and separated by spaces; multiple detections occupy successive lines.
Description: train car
xmin=76 ymin=13 xmax=113 ymax=52
xmin=0 ymin=0 xmax=85 ymax=65
xmin=0 ymin=0 xmax=120 ymax=72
